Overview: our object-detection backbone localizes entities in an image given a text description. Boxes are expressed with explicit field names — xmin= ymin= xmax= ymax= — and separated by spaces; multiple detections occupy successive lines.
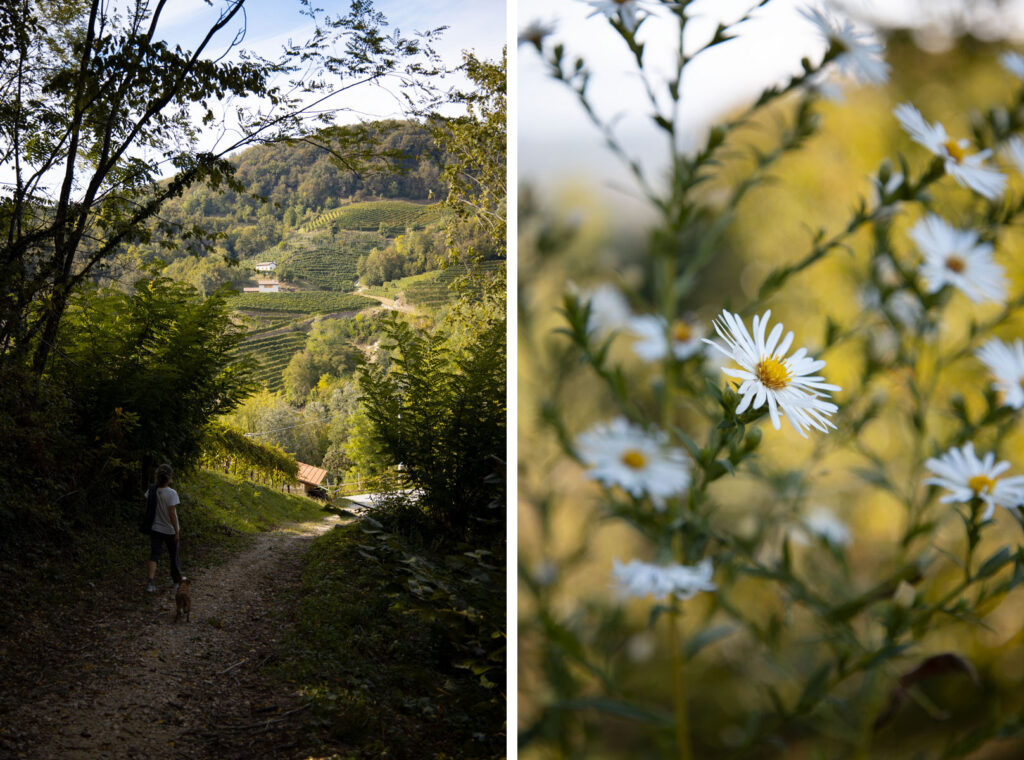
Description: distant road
xmin=337 ymin=489 xmax=419 ymax=511
xmin=355 ymin=284 xmax=419 ymax=315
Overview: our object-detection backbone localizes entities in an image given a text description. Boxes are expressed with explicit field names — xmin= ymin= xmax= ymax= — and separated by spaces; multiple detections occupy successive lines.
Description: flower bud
xmin=893 ymin=580 xmax=916 ymax=609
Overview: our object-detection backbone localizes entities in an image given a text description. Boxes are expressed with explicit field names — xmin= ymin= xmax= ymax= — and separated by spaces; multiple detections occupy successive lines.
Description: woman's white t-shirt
xmin=151 ymin=487 xmax=180 ymax=535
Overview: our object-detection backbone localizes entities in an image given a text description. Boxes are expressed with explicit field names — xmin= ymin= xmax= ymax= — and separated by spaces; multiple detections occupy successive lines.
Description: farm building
xmin=254 ymin=261 xmax=277 ymax=273
xmin=296 ymin=462 xmax=328 ymax=499
xmin=241 ymin=280 xmax=280 ymax=293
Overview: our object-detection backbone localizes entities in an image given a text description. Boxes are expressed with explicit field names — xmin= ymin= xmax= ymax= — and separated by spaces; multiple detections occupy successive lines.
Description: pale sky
xmin=0 ymin=1 xmax=506 ymax=193
xmin=517 ymin=0 xmax=1024 ymax=205
xmin=160 ymin=0 xmax=507 ymax=155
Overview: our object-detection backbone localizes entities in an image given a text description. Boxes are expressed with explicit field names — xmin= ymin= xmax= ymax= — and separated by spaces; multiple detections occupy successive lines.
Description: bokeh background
xmin=518 ymin=1 xmax=1024 ymax=757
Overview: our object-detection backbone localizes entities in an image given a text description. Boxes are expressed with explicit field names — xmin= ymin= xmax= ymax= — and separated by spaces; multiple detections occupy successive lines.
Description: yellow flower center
xmin=756 ymin=357 xmax=791 ymax=391
xmin=944 ymin=255 xmax=966 ymax=273
xmin=671 ymin=321 xmax=693 ymax=343
xmin=943 ymin=139 xmax=967 ymax=164
xmin=621 ymin=449 xmax=647 ymax=469
xmin=968 ymin=474 xmax=996 ymax=495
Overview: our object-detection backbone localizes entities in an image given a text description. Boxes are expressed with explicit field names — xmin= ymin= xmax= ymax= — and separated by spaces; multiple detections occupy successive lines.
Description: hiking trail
xmin=0 ymin=515 xmax=341 ymax=760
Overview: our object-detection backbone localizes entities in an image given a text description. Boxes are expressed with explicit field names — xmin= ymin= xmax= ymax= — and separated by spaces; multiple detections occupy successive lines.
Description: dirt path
xmin=355 ymin=284 xmax=419 ymax=315
xmin=0 ymin=516 xmax=341 ymax=760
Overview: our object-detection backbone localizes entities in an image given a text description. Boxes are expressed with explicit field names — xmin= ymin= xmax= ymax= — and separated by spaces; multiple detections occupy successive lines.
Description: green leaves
xmin=975 ymin=546 xmax=1014 ymax=580
xmin=683 ymin=625 xmax=735 ymax=660
xmin=356 ymin=314 xmax=505 ymax=542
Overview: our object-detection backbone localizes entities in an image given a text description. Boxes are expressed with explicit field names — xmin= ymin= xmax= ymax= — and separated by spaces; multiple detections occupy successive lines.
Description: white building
xmin=254 ymin=261 xmax=277 ymax=273
xmin=256 ymin=279 xmax=280 ymax=293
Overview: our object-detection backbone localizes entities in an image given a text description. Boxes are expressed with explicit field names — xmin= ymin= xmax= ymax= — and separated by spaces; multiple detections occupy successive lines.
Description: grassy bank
xmin=0 ymin=469 xmax=325 ymax=639
xmin=275 ymin=520 xmax=506 ymax=760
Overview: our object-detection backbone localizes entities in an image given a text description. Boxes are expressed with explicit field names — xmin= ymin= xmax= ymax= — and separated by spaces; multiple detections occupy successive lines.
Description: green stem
xmin=668 ymin=608 xmax=693 ymax=760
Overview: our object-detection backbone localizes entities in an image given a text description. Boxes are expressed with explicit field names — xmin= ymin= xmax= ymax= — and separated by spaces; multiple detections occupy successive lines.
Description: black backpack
xmin=139 ymin=484 xmax=158 ymax=535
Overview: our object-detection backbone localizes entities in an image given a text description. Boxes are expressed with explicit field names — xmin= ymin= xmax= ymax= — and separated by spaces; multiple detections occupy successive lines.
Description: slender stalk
xmin=668 ymin=608 xmax=693 ymax=760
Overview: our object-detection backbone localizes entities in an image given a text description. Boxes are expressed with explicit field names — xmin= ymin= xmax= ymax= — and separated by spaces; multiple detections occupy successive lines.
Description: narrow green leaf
xmin=976 ymin=546 xmax=1013 ymax=579
xmin=796 ymin=663 xmax=831 ymax=713
xmin=552 ymin=697 xmax=672 ymax=726
xmin=683 ymin=625 xmax=735 ymax=660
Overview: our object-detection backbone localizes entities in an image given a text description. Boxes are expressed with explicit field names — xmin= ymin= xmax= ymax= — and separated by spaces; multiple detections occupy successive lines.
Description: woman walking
xmin=144 ymin=463 xmax=183 ymax=593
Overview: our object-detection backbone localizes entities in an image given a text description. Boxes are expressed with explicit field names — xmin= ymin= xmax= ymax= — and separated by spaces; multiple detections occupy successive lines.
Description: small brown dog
xmin=175 ymin=578 xmax=191 ymax=623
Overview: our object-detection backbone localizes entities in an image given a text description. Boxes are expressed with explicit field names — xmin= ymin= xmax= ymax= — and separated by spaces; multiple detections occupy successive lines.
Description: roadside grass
xmin=0 ymin=469 xmax=326 ymax=641
xmin=275 ymin=520 xmax=506 ymax=760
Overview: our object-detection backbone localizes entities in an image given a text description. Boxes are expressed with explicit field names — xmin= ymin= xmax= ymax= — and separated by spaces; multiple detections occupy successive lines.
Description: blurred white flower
xmin=612 ymin=557 xmax=716 ymax=601
xmin=886 ymin=291 xmax=924 ymax=329
xmin=583 ymin=0 xmax=644 ymax=32
xmin=800 ymin=5 xmax=890 ymax=85
xmin=1001 ymin=135 xmax=1024 ymax=175
xmin=576 ymin=417 xmax=691 ymax=509
xmin=892 ymin=580 xmax=917 ymax=609
xmin=583 ymin=283 xmax=632 ymax=336
xmin=805 ymin=70 xmax=846 ymax=102
xmin=704 ymin=310 xmax=841 ymax=436
xmin=909 ymin=214 xmax=1006 ymax=304
xmin=893 ymin=103 xmax=1006 ymax=199
xmin=924 ymin=441 xmax=1024 ymax=521
xmin=518 ymin=19 xmax=554 ymax=50
xmin=625 ymin=631 xmax=657 ymax=662
xmin=1000 ymin=50 xmax=1024 ymax=80
xmin=802 ymin=507 xmax=852 ymax=547
xmin=534 ymin=559 xmax=559 ymax=587
xmin=976 ymin=338 xmax=1024 ymax=410
xmin=628 ymin=314 xmax=705 ymax=361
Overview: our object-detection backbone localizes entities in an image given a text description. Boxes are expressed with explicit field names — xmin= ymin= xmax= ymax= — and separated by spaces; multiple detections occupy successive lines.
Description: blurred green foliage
xmin=519 ymin=22 xmax=1024 ymax=760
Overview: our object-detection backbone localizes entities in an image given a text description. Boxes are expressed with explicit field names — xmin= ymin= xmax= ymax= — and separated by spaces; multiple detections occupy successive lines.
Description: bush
xmin=356 ymin=315 xmax=505 ymax=542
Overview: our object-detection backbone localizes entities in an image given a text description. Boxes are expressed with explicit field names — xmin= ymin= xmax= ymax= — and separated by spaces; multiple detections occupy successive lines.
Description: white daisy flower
xmin=802 ymin=507 xmax=852 ymax=547
xmin=583 ymin=283 xmax=632 ymax=336
xmin=924 ymin=442 xmax=1024 ymax=520
xmin=799 ymin=5 xmax=890 ymax=85
xmin=703 ymin=310 xmax=841 ymax=437
xmin=576 ymin=417 xmax=691 ymax=509
xmin=612 ymin=557 xmax=716 ymax=601
xmin=1001 ymin=135 xmax=1024 ymax=175
xmin=583 ymin=0 xmax=645 ymax=33
xmin=909 ymin=214 xmax=1006 ymax=304
xmin=976 ymin=338 xmax=1024 ymax=410
xmin=893 ymin=103 xmax=1006 ymax=200
xmin=628 ymin=314 xmax=705 ymax=361
xmin=1001 ymin=50 xmax=1024 ymax=80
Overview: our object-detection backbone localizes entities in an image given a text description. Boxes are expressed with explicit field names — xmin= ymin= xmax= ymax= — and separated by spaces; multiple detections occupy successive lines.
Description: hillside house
xmin=241 ymin=279 xmax=280 ymax=293
xmin=254 ymin=261 xmax=277 ymax=273
xmin=296 ymin=462 xmax=329 ymax=499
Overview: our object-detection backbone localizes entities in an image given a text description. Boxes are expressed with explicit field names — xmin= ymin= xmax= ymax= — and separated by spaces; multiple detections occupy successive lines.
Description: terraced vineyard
xmin=242 ymin=316 xmax=297 ymax=335
xmin=233 ymin=330 xmax=308 ymax=392
xmin=404 ymin=260 xmax=504 ymax=308
xmin=303 ymin=200 xmax=442 ymax=234
xmin=229 ymin=292 xmax=377 ymax=314
xmin=281 ymin=245 xmax=358 ymax=291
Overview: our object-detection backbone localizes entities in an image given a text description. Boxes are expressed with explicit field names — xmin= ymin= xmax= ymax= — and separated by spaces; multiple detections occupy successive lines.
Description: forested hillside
xmin=120 ymin=120 xmax=446 ymax=264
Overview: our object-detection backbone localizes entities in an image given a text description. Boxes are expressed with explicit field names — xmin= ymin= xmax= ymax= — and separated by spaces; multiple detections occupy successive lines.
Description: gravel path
xmin=0 ymin=516 xmax=340 ymax=759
